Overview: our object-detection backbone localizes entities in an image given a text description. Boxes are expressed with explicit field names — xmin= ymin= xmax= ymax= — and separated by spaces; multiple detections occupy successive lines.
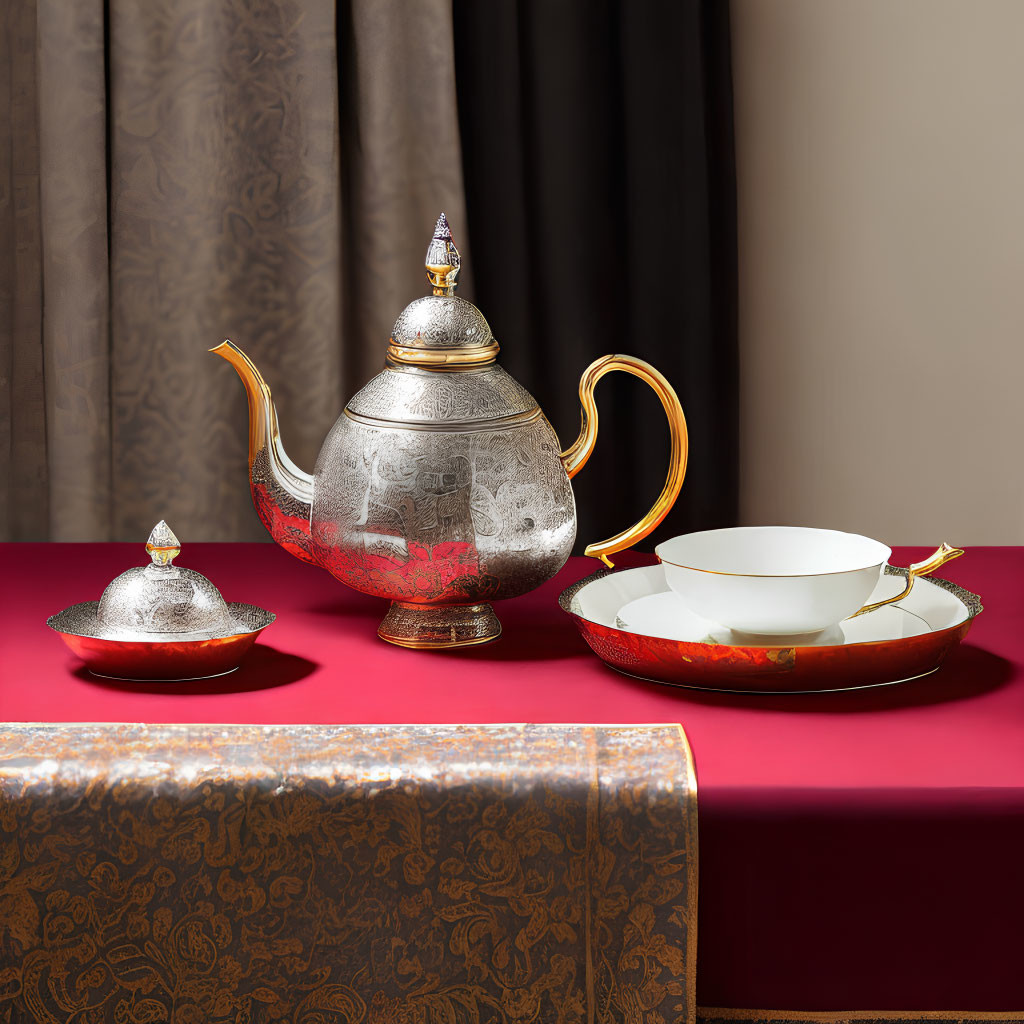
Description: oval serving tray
xmin=559 ymin=565 xmax=982 ymax=693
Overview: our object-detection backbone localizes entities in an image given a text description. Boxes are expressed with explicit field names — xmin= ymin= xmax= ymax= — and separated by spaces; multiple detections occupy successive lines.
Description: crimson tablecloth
xmin=2 ymin=543 xmax=1023 ymax=1014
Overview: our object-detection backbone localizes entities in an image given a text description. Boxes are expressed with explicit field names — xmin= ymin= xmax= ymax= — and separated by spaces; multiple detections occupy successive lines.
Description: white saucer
xmin=614 ymin=572 xmax=939 ymax=647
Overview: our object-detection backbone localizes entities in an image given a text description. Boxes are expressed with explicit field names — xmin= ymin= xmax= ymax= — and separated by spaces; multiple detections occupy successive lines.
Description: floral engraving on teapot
xmin=309 ymin=416 xmax=575 ymax=605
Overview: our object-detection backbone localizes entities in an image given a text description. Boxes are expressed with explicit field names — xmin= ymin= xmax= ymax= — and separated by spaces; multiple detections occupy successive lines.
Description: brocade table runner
xmin=0 ymin=724 xmax=696 ymax=1024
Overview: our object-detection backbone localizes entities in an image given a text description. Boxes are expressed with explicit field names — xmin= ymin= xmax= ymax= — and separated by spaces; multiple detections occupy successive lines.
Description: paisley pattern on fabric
xmin=0 ymin=724 xmax=696 ymax=1024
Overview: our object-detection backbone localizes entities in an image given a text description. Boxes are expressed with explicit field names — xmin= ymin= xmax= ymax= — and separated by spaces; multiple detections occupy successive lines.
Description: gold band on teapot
xmin=560 ymin=355 xmax=689 ymax=568
xmin=385 ymin=340 xmax=501 ymax=369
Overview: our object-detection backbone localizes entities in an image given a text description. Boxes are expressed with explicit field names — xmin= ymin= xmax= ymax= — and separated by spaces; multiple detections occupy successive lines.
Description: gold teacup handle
xmin=848 ymin=542 xmax=965 ymax=619
xmin=560 ymin=354 xmax=688 ymax=568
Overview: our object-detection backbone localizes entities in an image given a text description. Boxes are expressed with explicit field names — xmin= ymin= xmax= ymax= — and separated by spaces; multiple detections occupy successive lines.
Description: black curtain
xmin=452 ymin=0 xmax=738 ymax=556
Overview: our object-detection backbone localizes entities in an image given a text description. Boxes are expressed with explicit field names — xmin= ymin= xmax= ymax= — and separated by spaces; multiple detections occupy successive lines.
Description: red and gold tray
xmin=559 ymin=565 xmax=982 ymax=693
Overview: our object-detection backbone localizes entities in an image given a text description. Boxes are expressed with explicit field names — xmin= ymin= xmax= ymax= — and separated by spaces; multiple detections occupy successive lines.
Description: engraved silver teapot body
xmin=215 ymin=215 xmax=687 ymax=648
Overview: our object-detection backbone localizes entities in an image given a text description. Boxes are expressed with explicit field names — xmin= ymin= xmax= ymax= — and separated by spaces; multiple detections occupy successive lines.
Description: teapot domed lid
xmin=95 ymin=521 xmax=237 ymax=639
xmin=387 ymin=214 xmax=499 ymax=369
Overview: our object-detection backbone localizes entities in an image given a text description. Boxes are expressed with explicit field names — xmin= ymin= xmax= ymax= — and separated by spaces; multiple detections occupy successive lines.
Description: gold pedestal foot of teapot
xmin=379 ymin=601 xmax=501 ymax=649
xmin=214 ymin=213 xmax=689 ymax=648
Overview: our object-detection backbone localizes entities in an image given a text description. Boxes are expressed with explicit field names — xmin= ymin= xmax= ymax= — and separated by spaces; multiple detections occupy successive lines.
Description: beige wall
xmin=731 ymin=0 xmax=1024 ymax=544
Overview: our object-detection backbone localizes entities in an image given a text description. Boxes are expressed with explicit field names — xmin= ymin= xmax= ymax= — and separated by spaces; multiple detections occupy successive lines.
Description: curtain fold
xmin=452 ymin=0 xmax=739 ymax=548
xmin=1 ymin=0 xmax=734 ymax=545
xmin=1 ymin=0 xmax=47 ymax=541
xmin=106 ymin=0 xmax=343 ymax=543
xmin=38 ymin=0 xmax=111 ymax=540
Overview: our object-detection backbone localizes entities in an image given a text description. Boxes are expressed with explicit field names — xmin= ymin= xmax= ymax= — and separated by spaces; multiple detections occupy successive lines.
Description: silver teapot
xmin=214 ymin=214 xmax=687 ymax=648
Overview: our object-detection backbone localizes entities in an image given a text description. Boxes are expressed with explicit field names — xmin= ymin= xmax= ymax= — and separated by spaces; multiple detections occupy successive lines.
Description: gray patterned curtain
xmin=1 ymin=0 xmax=470 ymax=541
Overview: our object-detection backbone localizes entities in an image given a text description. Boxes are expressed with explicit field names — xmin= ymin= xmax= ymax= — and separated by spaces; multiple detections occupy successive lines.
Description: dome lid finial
xmin=146 ymin=520 xmax=180 ymax=567
xmin=425 ymin=212 xmax=461 ymax=296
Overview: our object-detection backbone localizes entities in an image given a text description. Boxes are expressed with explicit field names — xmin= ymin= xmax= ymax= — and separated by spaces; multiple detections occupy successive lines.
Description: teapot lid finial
xmin=382 ymin=213 xmax=498 ymax=369
xmin=425 ymin=212 xmax=461 ymax=296
xmin=145 ymin=520 xmax=181 ymax=567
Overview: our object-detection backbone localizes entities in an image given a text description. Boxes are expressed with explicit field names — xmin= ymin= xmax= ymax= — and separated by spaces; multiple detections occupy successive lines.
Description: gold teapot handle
xmin=560 ymin=354 xmax=688 ymax=568
xmin=848 ymin=542 xmax=965 ymax=618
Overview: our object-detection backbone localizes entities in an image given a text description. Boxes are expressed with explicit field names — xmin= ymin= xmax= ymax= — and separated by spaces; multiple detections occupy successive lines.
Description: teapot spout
xmin=211 ymin=340 xmax=317 ymax=565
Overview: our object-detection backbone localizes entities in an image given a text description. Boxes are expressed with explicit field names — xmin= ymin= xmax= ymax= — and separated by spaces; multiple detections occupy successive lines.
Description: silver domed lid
xmin=387 ymin=213 xmax=498 ymax=368
xmin=95 ymin=522 xmax=236 ymax=639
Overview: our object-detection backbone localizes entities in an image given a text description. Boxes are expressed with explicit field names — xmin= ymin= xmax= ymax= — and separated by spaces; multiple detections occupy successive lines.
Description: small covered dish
xmin=47 ymin=522 xmax=275 ymax=680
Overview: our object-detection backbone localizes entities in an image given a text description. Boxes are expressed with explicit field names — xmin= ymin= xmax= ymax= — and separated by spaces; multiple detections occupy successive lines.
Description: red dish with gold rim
xmin=48 ymin=602 xmax=275 ymax=681
xmin=559 ymin=564 xmax=981 ymax=693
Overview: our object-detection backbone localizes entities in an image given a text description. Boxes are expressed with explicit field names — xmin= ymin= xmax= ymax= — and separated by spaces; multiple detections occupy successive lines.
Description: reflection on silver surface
xmin=48 ymin=601 xmax=275 ymax=643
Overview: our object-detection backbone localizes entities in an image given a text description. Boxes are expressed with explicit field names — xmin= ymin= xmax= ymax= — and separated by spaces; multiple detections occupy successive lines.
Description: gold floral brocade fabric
xmin=0 ymin=724 xmax=697 ymax=1024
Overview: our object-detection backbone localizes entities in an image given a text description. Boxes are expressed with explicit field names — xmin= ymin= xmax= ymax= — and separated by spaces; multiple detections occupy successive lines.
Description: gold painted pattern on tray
xmin=0 ymin=724 xmax=695 ymax=1024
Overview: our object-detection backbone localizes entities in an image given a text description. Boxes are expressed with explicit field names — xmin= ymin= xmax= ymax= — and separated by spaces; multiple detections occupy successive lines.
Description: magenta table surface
xmin=2 ymin=543 xmax=1023 ymax=1012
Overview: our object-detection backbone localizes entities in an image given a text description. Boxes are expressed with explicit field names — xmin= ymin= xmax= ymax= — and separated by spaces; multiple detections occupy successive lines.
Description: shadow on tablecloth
xmin=71 ymin=643 xmax=318 ymax=695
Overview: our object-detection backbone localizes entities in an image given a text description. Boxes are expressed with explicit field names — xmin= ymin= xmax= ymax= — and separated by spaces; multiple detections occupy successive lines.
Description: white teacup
xmin=655 ymin=527 xmax=962 ymax=636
